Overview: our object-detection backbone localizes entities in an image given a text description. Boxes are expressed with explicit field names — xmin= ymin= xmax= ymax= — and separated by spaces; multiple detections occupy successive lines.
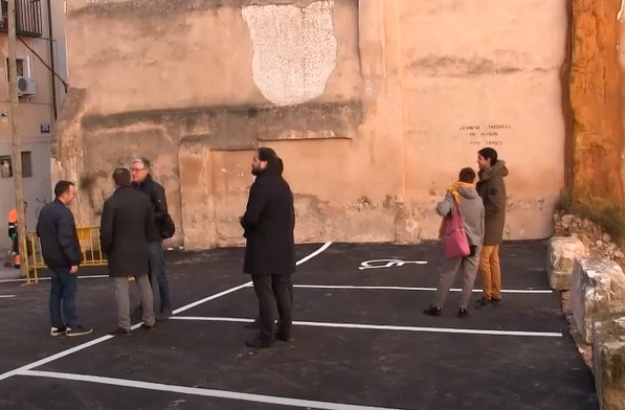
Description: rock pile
xmin=554 ymin=212 xmax=624 ymax=261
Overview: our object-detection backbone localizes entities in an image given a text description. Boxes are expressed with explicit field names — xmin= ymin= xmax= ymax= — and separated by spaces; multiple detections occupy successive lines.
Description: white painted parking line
xmin=282 ymin=284 xmax=553 ymax=294
xmin=0 ymin=242 xmax=333 ymax=383
xmin=172 ymin=316 xmax=563 ymax=338
xmin=0 ymin=274 xmax=107 ymax=284
xmin=0 ymin=294 xmax=16 ymax=298
xmin=18 ymin=370 xmax=410 ymax=410
xmin=0 ymin=243 xmax=334 ymax=285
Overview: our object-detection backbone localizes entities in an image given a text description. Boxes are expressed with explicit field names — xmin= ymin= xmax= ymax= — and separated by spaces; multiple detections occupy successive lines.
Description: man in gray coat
xmin=424 ymin=167 xmax=485 ymax=318
xmin=100 ymin=168 xmax=156 ymax=335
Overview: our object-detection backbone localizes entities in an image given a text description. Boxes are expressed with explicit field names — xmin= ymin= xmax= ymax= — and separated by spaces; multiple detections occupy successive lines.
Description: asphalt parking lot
xmin=0 ymin=241 xmax=597 ymax=410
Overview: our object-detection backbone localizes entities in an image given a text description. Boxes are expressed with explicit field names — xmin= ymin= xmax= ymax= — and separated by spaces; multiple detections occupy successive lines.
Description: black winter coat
xmin=132 ymin=175 xmax=168 ymax=242
xmin=99 ymin=186 xmax=155 ymax=277
xmin=241 ymin=169 xmax=296 ymax=276
xmin=36 ymin=199 xmax=82 ymax=270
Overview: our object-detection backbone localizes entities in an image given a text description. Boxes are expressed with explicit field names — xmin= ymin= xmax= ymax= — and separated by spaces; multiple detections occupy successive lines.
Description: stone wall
xmin=548 ymin=229 xmax=625 ymax=409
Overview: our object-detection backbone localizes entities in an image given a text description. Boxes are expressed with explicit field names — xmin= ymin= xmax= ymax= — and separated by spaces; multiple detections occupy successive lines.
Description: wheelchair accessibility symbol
xmin=358 ymin=259 xmax=428 ymax=271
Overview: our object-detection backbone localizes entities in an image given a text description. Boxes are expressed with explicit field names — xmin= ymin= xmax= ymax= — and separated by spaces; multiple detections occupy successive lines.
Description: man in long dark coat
xmin=100 ymin=167 xmax=156 ymax=335
xmin=240 ymin=148 xmax=296 ymax=348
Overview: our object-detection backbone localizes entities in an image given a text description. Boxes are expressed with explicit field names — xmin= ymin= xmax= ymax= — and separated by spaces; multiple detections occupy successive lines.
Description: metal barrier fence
xmin=22 ymin=226 xmax=107 ymax=284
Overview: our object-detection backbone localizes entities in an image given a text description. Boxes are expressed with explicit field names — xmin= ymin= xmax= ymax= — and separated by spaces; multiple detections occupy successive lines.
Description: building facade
xmin=55 ymin=0 xmax=625 ymax=250
xmin=0 ymin=0 xmax=68 ymax=249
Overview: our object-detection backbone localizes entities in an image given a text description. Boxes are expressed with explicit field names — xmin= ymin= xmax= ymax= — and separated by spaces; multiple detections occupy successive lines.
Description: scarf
xmin=448 ymin=181 xmax=474 ymax=204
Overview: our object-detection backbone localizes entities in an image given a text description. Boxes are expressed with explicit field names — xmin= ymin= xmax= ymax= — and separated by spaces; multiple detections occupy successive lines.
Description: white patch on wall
xmin=242 ymin=0 xmax=338 ymax=106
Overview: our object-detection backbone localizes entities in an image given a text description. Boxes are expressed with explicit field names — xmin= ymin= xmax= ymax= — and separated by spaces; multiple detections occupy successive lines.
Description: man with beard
xmin=243 ymin=157 xmax=294 ymax=331
xmin=240 ymin=148 xmax=295 ymax=348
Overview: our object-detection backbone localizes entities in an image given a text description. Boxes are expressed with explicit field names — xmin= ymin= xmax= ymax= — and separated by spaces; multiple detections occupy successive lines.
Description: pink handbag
xmin=441 ymin=203 xmax=470 ymax=259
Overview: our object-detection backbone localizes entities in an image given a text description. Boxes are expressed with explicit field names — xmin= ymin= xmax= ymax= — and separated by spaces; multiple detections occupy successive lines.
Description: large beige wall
xmin=399 ymin=0 xmax=567 ymax=240
xmin=58 ymin=0 xmax=568 ymax=249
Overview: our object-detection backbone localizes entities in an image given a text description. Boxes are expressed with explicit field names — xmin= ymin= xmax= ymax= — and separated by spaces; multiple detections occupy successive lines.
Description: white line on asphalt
xmin=18 ymin=370 xmax=410 ymax=410
xmin=0 ymin=274 xmax=107 ymax=284
xmin=0 ymin=242 xmax=333 ymax=382
xmin=171 ymin=316 xmax=563 ymax=338
xmin=281 ymin=284 xmax=553 ymax=294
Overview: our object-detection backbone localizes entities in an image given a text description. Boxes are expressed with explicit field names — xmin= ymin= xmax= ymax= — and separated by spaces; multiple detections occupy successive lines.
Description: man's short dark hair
xmin=112 ymin=167 xmax=131 ymax=187
xmin=54 ymin=180 xmax=75 ymax=198
xmin=478 ymin=147 xmax=498 ymax=165
xmin=459 ymin=167 xmax=476 ymax=183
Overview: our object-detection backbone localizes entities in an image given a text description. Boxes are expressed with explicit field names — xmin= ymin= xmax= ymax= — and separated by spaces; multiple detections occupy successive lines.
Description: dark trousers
xmin=8 ymin=227 xmax=18 ymax=253
xmin=253 ymin=281 xmax=293 ymax=323
xmin=147 ymin=241 xmax=171 ymax=313
xmin=252 ymin=274 xmax=292 ymax=341
xmin=49 ymin=268 xmax=77 ymax=328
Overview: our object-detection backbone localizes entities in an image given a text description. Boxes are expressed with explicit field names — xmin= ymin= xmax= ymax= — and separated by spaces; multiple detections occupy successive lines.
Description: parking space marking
xmin=172 ymin=316 xmax=563 ymax=338
xmin=0 ymin=242 xmax=333 ymax=383
xmin=18 ymin=370 xmax=410 ymax=410
xmin=269 ymin=284 xmax=554 ymax=294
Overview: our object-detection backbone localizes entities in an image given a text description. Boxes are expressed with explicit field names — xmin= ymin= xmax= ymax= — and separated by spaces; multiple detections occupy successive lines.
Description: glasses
xmin=131 ymin=167 xmax=145 ymax=172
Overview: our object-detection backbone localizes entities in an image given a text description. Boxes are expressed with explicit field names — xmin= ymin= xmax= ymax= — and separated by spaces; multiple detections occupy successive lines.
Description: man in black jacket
xmin=131 ymin=157 xmax=173 ymax=319
xmin=241 ymin=148 xmax=296 ymax=348
xmin=100 ymin=168 xmax=157 ymax=335
xmin=36 ymin=181 xmax=93 ymax=337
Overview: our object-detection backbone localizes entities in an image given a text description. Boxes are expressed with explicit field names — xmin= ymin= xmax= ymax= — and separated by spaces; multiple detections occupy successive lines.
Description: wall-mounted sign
xmin=0 ymin=155 xmax=12 ymax=178
xmin=40 ymin=123 xmax=50 ymax=134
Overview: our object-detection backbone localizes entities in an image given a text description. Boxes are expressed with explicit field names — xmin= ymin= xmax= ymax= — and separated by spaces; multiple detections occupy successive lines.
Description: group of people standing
xmin=35 ymin=158 xmax=174 ymax=337
xmin=32 ymin=149 xmax=295 ymax=347
xmin=31 ymin=145 xmax=506 ymax=346
xmin=424 ymin=147 xmax=509 ymax=317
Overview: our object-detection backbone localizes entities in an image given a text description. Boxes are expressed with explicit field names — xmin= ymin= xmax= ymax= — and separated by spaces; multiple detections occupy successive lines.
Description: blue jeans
xmin=147 ymin=241 xmax=171 ymax=313
xmin=49 ymin=268 xmax=77 ymax=328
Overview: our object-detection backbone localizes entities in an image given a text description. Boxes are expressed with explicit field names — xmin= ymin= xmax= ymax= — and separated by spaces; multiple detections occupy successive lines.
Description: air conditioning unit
xmin=17 ymin=76 xmax=36 ymax=97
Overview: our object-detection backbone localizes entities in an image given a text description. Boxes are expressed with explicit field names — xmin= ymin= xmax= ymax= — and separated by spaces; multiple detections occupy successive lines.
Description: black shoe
xmin=458 ymin=308 xmax=469 ymax=318
xmin=245 ymin=335 xmax=273 ymax=348
xmin=423 ymin=305 xmax=442 ymax=317
xmin=275 ymin=332 xmax=291 ymax=342
xmin=491 ymin=298 xmax=502 ymax=306
xmin=111 ymin=327 xmax=131 ymax=336
xmin=474 ymin=297 xmax=491 ymax=310
xmin=66 ymin=325 xmax=94 ymax=337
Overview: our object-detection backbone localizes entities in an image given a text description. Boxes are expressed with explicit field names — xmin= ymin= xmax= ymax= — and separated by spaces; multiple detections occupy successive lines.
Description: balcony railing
xmin=0 ymin=0 xmax=43 ymax=38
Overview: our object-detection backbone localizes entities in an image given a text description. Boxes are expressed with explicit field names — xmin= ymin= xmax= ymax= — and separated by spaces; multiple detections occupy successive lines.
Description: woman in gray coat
xmin=424 ymin=167 xmax=485 ymax=318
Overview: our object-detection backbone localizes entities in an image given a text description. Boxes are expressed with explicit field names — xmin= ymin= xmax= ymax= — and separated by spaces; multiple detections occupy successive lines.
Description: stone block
xmin=547 ymin=236 xmax=587 ymax=290
xmin=571 ymin=258 xmax=625 ymax=344
xmin=593 ymin=317 xmax=625 ymax=410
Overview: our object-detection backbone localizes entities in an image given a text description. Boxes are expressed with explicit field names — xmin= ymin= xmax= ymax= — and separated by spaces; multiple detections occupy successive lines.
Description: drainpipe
xmin=46 ymin=0 xmax=57 ymax=120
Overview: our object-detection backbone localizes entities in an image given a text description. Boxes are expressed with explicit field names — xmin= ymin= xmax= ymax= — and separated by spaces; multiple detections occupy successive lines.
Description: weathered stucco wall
xmin=399 ymin=0 xmax=567 ymax=240
xmin=57 ymin=0 xmax=572 ymax=249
